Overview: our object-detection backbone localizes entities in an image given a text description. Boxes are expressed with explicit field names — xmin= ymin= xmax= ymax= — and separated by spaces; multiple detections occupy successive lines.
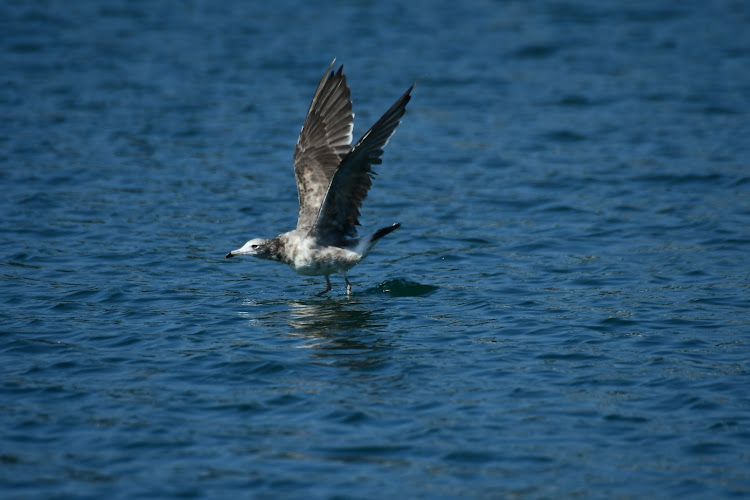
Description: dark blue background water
xmin=2 ymin=0 xmax=749 ymax=498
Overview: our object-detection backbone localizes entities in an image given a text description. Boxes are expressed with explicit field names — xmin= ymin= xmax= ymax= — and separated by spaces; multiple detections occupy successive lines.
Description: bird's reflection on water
xmin=287 ymin=298 xmax=385 ymax=345
xmin=239 ymin=293 xmax=393 ymax=354
xmin=284 ymin=298 xmax=396 ymax=369
xmin=237 ymin=277 xmax=437 ymax=361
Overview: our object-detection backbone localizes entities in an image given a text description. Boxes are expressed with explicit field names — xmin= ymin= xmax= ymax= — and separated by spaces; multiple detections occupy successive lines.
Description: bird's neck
xmin=262 ymin=236 xmax=289 ymax=264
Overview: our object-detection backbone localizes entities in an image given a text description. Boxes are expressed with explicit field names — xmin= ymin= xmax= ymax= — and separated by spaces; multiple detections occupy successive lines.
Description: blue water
xmin=2 ymin=0 xmax=750 ymax=498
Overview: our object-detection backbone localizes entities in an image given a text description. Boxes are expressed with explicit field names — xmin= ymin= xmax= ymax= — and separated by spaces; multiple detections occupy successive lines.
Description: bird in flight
xmin=226 ymin=61 xmax=414 ymax=296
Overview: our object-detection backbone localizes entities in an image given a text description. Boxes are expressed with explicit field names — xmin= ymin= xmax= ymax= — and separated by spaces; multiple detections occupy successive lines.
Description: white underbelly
xmin=290 ymin=247 xmax=361 ymax=276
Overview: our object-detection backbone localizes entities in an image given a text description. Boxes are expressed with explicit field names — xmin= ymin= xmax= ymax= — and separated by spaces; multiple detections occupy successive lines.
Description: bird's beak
xmin=225 ymin=252 xmax=234 ymax=258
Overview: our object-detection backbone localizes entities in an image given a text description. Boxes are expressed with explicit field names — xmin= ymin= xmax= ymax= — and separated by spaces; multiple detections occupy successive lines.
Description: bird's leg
xmin=316 ymin=275 xmax=332 ymax=296
xmin=343 ymin=273 xmax=352 ymax=296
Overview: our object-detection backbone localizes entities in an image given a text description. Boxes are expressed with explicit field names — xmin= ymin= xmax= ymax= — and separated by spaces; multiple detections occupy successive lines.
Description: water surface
xmin=2 ymin=0 xmax=749 ymax=498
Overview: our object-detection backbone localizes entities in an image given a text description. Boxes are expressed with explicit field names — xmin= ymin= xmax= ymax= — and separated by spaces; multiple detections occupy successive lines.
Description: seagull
xmin=226 ymin=61 xmax=414 ymax=296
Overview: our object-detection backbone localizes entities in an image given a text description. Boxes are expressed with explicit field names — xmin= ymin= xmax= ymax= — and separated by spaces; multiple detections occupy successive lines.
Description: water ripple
xmin=2 ymin=0 xmax=750 ymax=498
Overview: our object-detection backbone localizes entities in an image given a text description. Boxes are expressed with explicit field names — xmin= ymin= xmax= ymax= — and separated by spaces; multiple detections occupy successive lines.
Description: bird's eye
xmin=251 ymin=244 xmax=258 ymax=249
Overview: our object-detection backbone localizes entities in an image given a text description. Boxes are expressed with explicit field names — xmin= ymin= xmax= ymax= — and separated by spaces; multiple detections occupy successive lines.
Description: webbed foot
xmin=316 ymin=276 xmax=332 ymax=296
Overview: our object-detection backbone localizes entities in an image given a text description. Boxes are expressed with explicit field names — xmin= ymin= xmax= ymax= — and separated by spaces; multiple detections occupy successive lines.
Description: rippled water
xmin=2 ymin=0 xmax=750 ymax=498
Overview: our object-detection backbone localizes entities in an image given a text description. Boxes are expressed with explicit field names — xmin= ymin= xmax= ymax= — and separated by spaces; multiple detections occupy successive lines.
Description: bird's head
xmin=225 ymin=238 xmax=271 ymax=259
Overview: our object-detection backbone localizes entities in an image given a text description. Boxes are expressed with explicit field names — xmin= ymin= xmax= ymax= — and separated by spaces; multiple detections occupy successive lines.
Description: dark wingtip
xmin=225 ymin=252 xmax=233 ymax=258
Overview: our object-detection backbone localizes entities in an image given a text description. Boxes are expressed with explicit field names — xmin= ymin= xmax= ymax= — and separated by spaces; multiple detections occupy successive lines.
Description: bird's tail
xmin=372 ymin=223 xmax=401 ymax=241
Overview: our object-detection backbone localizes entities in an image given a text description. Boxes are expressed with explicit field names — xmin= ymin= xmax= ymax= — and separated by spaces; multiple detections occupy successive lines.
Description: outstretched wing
xmin=293 ymin=61 xmax=354 ymax=232
xmin=312 ymin=83 xmax=413 ymax=242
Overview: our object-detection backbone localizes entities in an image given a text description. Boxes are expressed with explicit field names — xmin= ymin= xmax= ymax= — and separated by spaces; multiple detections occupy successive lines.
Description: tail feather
xmin=372 ymin=223 xmax=401 ymax=241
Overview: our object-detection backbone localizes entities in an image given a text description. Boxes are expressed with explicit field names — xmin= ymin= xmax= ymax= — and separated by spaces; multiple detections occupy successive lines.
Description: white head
xmin=225 ymin=238 xmax=270 ymax=259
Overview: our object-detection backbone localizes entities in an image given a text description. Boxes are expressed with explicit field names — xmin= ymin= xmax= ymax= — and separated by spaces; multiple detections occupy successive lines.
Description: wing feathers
xmin=313 ymin=84 xmax=414 ymax=241
xmin=293 ymin=62 xmax=354 ymax=231
xmin=291 ymin=62 xmax=413 ymax=241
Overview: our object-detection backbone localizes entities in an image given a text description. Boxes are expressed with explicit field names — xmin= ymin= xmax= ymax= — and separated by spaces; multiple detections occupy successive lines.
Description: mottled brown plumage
xmin=227 ymin=61 xmax=413 ymax=295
